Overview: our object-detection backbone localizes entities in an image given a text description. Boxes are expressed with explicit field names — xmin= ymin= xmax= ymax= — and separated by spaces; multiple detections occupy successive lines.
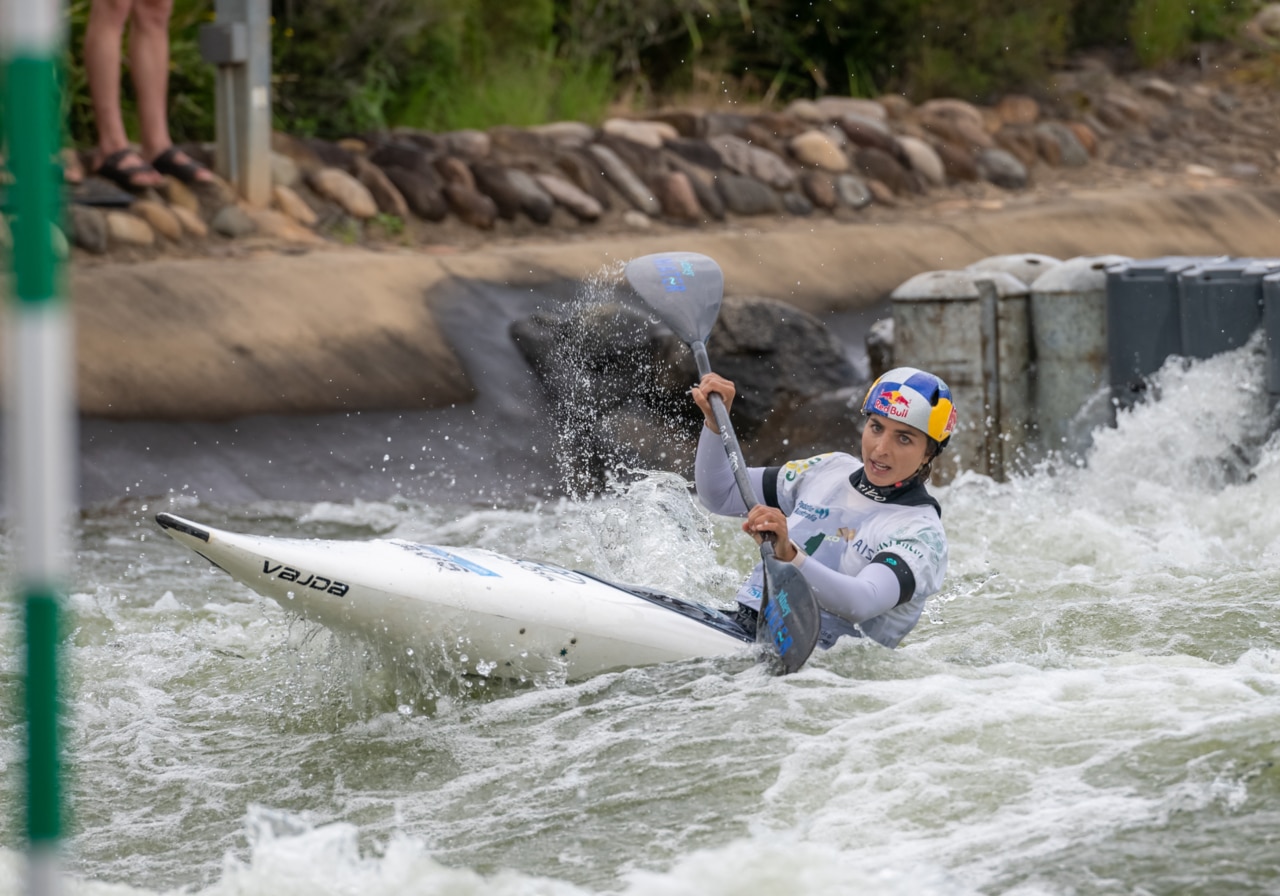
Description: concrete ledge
xmin=6 ymin=185 xmax=1278 ymax=421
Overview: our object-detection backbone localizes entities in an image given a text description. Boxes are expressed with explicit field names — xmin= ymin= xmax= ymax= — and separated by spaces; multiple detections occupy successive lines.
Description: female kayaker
xmin=691 ymin=366 xmax=957 ymax=648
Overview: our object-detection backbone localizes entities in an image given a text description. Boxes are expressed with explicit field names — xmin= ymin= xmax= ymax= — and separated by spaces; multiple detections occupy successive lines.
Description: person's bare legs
xmin=84 ymin=0 xmax=164 ymax=186
xmin=131 ymin=0 xmax=212 ymax=182
xmin=129 ymin=0 xmax=172 ymax=159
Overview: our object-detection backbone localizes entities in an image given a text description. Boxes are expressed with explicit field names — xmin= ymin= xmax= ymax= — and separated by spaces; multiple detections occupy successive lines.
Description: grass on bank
xmin=52 ymin=0 xmax=1266 ymax=147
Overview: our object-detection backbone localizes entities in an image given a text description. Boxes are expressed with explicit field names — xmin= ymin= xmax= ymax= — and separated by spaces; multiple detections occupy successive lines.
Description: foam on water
xmin=2 ymin=341 xmax=1279 ymax=895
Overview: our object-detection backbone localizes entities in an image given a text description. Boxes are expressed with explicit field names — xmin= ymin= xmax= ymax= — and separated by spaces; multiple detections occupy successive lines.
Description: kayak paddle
xmin=624 ymin=251 xmax=821 ymax=674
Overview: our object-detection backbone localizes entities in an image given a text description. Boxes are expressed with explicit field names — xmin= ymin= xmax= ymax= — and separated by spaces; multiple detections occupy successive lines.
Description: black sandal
xmin=94 ymin=148 xmax=162 ymax=192
xmin=151 ymin=146 xmax=213 ymax=185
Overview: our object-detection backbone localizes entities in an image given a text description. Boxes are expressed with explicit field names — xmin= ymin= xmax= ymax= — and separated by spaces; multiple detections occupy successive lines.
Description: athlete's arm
xmin=796 ymin=552 xmax=915 ymax=623
xmin=694 ymin=425 xmax=768 ymax=516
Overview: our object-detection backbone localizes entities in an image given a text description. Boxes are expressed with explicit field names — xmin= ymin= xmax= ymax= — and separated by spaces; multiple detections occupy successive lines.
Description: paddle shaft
xmin=691 ymin=340 xmax=779 ymax=555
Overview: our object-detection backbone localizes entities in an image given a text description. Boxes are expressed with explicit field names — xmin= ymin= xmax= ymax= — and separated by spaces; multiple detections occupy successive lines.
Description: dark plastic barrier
xmin=1105 ymin=256 xmax=1224 ymax=405
xmin=1265 ymin=272 xmax=1280 ymax=405
xmin=1178 ymin=259 xmax=1280 ymax=360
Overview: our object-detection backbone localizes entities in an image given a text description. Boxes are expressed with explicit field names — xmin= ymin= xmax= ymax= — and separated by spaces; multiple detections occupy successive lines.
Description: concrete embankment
xmin=16 ymin=185 xmax=1280 ymax=422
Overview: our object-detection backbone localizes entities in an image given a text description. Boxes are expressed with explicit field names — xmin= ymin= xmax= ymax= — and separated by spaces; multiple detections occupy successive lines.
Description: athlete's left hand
xmin=743 ymin=505 xmax=797 ymax=561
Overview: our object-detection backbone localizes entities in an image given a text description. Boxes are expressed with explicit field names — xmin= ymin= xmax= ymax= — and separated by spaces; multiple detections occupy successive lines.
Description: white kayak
xmin=155 ymin=512 xmax=754 ymax=680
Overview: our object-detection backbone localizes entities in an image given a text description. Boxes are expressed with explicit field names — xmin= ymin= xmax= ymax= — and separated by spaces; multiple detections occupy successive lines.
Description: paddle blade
xmin=757 ymin=551 xmax=822 ymax=674
xmin=623 ymin=252 xmax=725 ymax=345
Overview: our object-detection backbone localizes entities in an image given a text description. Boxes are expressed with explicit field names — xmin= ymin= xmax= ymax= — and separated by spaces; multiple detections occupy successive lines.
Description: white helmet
xmin=861 ymin=367 xmax=957 ymax=449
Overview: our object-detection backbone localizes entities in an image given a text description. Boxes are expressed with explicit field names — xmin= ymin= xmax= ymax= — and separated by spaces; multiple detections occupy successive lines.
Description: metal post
xmin=201 ymin=0 xmax=271 ymax=205
xmin=2 ymin=1 xmax=74 ymax=894
xmin=975 ymin=278 xmax=1004 ymax=481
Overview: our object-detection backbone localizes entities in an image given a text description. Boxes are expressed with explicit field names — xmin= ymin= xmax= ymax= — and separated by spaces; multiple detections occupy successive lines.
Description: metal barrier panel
xmin=1029 ymin=255 xmax=1130 ymax=456
xmin=1178 ymin=259 xmax=1280 ymax=359
xmin=891 ymin=270 xmax=1030 ymax=482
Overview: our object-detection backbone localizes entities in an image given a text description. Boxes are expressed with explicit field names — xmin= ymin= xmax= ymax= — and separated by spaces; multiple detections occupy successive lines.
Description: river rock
xmin=488 ymin=126 xmax=554 ymax=163
xmin=505 ymin=168 xmax=555 ymax=224
xmin=709 ymin=133 xmax=754 ymax=175
xmin=933 ymin=141 xmax=980 ymax=181
xmin=303 ymin=138 xmax=358 ymax=173
xmin=855 ymin=147 xmax=915 ymax=195
xmin=599 ymin=133 xmax=663 ymax=183
xmin=309 ymin=167 xmax=378 ymax=219
xmin=996 ymin=94 xmax=1040 ymax=125
xmin=1251 ymin=3 xmax=1280 ymax=39
xmin=131 ymin=199 xmax=183 ymax=241
xmin=369 ymin=141 xmax=438 ymax=179
xmin=554 ymin=150 xmax=615 ymax=209
xmin=1035 ymin=122 xmax=1090 ymax=167
xmin=898 ymin=136 xmax=946 ymax=186
xmin=270 ymin=151 xmax=301 ymax=189
xmin=210 ymin=203 xmax=257 ymax=238
xmin=1097 ymin=91 xmax=1149 ymax=129
xmin=381 ymin=166 xmax=448 ymax=222
xmin=811 ymin=96 xmax=887 ymax=122
xmin=877 ymin=94 xmax=913 ymax=120
xmin=749 ymin=385 xmax=868 ymax=467
xmin=353 ymin=155 xmax=410 ymax=219
xmin=244 ymin=206 xmax=323 ymax=243
xmin=801 ymin=170 xmax=838 ymax=209
xmin=587 ymin=143 xmax=658 ymax=215
xmin=703 ymin=112 xmax=752 ymax=137
xmin=534 ymin=172 xmax=603 ymax=221
xmin=68 ymin=204 xmax=108 ymax=253
xmin=388 ymin=128 xmax=444 ymax=154
xmin=977 ymin=147 xmax=1029 ymax=189
xmin=716 ymin=172 xmax=782 ymax=216
xmin=838 ymin=114 xmax=898 ymax=156
xmin=664 ymin=137 xmax=723 ymax=170
xmin=443 ymin=183 xmax=498 ymax=229
xmin=1069 ymin=121 xmax=1099 ymax=156
xmin=602 ymin=118 xmax=678 ymax=148
xmin=784 ymin=98 xmax=825 ymax=124
xmin=163 ymin=177 xmax=201 ymax=214
xmin=919 ymin=98 xmax=993 ymax=150
xmin=105 ymin=210 xmax=155 ymax=246
xmin=748 ymin=144 xmax=796 ymax=190
xmin=170 ymin=205 xmax=208 ymax=238
xmin=834 ymin=174 xmax=872 ymax=209
xmin=663 ymin=152 xmax=726 ymax=220
xmin=789 ymin=130 xmax=849 ymax=172
xmin=649 ymin=110 xmax=702 ymax=138
xmin=653 ymin=170 xmax=702 ymax=221
xmin=528 ymin=121 xmax=597 ymax=148
xmin=271 ymin=132 xmax=326 ymax=175
xmin=472 ymin=162 xmax=523 ymax=219
xmin=782 ymin=190 xmax=814 ymax=216
xmin=273 ymin=184 xmax=318 ymax=226
xmin=435 ymin=156 xmax=476 ymax=190
xmin=441 ymin=129 xmax=490 ymax=160
xmin=866 ymin=179 xmax=896 ymax=206
xmin=512 ymin=295 xmax=859 ymax=487
xmin=996 ymin=124 xmax=1040 ymax=167
xmin=1137 ymin=77 xmax=1179 ymax=102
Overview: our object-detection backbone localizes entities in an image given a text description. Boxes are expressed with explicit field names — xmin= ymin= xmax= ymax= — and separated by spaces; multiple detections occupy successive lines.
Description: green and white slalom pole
xmin=3 ymin=1 xmax=73 ymax=895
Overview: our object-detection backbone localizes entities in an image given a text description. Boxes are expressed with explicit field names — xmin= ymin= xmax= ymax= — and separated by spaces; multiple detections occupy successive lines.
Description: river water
xmin=2 ymin=329 xmax=1279 ymax=895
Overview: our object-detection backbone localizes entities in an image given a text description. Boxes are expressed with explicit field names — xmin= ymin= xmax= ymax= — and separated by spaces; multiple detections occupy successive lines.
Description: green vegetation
xmin=59 ymin=0 xmax=1256 ymax=146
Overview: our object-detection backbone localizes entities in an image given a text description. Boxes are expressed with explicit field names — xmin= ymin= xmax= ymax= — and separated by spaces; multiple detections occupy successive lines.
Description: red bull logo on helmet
xmin=873 ymin=388 xmax=912 ymax=419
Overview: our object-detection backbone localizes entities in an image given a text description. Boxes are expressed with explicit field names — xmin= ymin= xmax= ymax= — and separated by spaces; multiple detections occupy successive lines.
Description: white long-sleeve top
xmin=694 ymin=426 xmax=947 ymax=648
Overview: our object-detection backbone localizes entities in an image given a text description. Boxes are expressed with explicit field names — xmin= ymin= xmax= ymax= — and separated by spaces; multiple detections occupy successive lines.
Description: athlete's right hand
xmin=691 ymin=372 xmax=735 ymax=434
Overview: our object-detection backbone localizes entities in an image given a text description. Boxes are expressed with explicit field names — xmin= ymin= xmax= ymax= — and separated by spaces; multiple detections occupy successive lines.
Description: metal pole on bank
xmin=3 ymin=0 xmax=73 ymax=894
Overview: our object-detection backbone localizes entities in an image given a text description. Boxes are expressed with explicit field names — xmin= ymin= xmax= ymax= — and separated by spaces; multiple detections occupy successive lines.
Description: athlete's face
xmin=861 ymin=415 xmax=932 ymax=486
